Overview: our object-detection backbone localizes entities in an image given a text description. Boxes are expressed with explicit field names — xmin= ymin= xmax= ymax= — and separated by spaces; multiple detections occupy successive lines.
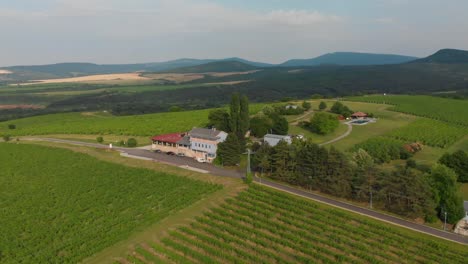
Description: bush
xmin=319 ymin=101 xmax=327 ymax=111
xmin=96 ymin=136 xmax=104 ymax=143
xmin=118 ymin=140 xmax=125 ymax=146
xmin=127 ymin=138 xmax=138 ymax=147
xmin=2 ymin=135 xmax=11 ymax=142
xmin=8 ymin=124 xmax=16 ymax=130
xmin=168 ymin=106 xmax=183 ymax=112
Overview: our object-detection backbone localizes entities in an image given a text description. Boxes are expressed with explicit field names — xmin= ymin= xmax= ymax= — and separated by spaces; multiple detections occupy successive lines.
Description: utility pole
xmin=247 ymin=148 xmax=251 ymax=175
xmin=444 ymin=211 xmax=447 ymax=231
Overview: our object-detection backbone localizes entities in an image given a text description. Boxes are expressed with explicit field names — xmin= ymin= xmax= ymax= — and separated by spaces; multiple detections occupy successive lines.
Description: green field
xmin=347 ymin=95 xmax=468 ymax=126
xmin=0 ymin=104 xmax=266 ymax=137
xmin=124 ymin=185 xmax=467 ymax=264
xmin=0 ymin=143 xmax=220 ymax=263
xmin=386 ymin=118 xmax=468 ymax=148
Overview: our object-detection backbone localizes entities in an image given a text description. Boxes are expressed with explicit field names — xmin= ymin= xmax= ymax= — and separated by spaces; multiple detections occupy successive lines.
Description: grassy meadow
xmin=0 ymin=143 xmax=221 ymax=263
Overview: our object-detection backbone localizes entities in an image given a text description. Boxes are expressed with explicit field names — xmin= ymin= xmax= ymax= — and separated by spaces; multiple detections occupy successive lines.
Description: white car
xmin=196 ymin=157 xmax=207 ymax=163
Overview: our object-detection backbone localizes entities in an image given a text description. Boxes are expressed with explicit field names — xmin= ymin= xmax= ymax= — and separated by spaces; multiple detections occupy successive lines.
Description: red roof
xmin=351 ymin=112 xmax=368 ymax=117
xmin=151 ymin=133 xmax=184 ymax=143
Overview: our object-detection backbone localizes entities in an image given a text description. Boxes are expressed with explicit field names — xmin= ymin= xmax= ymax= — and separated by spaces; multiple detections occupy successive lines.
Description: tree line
xmin=251 ymin=139 xmax=465 ymax=224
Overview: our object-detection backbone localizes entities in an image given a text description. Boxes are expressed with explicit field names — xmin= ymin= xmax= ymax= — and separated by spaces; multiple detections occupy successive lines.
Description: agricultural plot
xmin=347 ymin=95 xmax=468 ymax=126
xmin=123 ymin=185 xmax=467 ymax=264
xmin=386 ymin=118 xmax=468 ymax=148
xmin=0 ymin=104 xmax=266 ymax=137
xmin=0 ymin=143 xmax=221 ymax=263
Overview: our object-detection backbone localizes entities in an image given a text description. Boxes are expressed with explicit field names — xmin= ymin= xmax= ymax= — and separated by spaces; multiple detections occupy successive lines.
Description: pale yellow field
xmin=20 ymin=73 xmax=152 ymax=85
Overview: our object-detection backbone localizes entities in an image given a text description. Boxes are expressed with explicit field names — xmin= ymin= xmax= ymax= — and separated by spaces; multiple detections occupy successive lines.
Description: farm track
xmin=18 ymin=137 xmax=468 ymax=245
xmin=319 ymin=122 xmax=353 ymax=146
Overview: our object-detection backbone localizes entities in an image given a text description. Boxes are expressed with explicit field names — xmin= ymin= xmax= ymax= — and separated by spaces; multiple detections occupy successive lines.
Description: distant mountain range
xmin=280 ymin=52 xmax=418 ymax=67
xmin=2 ymin=49 xmax=468 ymax=82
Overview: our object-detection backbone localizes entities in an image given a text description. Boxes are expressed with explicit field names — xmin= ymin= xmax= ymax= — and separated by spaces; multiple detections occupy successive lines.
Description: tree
xmin=352 ymin=149 xmax=377 ymax=201
xmin=330 ymin=101 xmax=353 ymax=117
xmin=302 ymin=101 xmax=311 ymax=111
xmin=217 ymin=133 xmax=241 ymax=166
xmin=439 ymin=150 xmax=468 ymax=182
xmin=239 ymin=95 xmax=250 ymax=138
xmin=8 ymin=124 xmax=16 ymax=129
xmin=229 ymin=93 xmax=240 ymax=135
xmin=319 ymin=101 xmax=327 ymax=111
xmin=270 ymin=114 xmax=288 ymax=135
xmin=208 ymin=109 xmax=230 ymax=132
xmin=127 ymin=138 xmax=138 ymax=147
xmin=377 ymin=166 xmax=436 ymax=219
xmin=308 ymin=112 xmax=339 ymax=135
xmin=250 ymin=116 xmax=273 ymax=137
xmin=96 ymin=136 xmax=104 ymax=143
xmin=428 ymin=164 xmax=465 ymax=224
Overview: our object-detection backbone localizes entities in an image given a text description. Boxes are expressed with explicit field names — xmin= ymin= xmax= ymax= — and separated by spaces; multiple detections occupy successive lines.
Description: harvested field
xmin=0 ymin=69 xmax=12 ymax=74
xmin=18 ymin=73 xmax=152 ymax=85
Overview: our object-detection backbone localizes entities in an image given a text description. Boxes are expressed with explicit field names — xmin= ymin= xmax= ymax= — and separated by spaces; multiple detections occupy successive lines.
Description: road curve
xmin=319 ymin=122 xmax=353 ymax=146
xmin=19 ymin=137 xmax=468 ymax=244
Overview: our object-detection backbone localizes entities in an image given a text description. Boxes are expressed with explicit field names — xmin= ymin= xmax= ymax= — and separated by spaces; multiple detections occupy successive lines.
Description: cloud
xmin=261 ymin=10 xmax=343 ymax=26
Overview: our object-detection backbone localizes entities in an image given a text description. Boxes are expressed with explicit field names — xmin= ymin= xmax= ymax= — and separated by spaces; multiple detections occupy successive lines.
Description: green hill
xmin=281 ymin=52 xmax=418 ymax=66
xmin=167 ymin=60 xmax=258 ymax=73
xmin=411 ymin=49 xmax=468 ymax=64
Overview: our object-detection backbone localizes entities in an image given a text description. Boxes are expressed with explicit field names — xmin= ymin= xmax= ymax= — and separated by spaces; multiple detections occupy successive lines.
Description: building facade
xmin=151 ymin=128 xmax=227 ymax=163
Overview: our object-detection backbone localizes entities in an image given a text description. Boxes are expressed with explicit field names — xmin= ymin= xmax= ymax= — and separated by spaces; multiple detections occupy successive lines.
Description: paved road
xmin=20 ymin=137 xmax=468 ymax=244
xmin=319 ymin=122 xmax=353 ymax=146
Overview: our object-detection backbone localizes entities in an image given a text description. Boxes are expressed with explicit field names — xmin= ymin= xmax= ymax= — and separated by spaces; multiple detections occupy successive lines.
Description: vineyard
xmin=123 ymin=185 xmax=467 ymax=264
xmin=347 ymin=95 xmax=468 ymax=126
xmin=0 ymin=143 xmax=221 ymax=263
xmin=0 ymin=104 xmax=265 ymax=137
xmin=386 ymin=118 xmax=468 ymax=148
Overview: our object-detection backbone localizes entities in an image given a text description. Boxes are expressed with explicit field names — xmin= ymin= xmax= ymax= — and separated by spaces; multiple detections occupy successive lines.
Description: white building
xmin=263 ymin=134 xmax=292 ymax=147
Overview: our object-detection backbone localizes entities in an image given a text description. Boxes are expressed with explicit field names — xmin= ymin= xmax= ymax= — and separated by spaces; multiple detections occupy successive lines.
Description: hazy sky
xmin=1 ymin=0 xmax=467 ymax=66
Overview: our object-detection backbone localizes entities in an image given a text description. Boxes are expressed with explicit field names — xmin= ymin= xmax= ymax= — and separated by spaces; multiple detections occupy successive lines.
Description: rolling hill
xmin=0 ymin=58 xmax=270 ymax=82
xmin=281 ymin=52 xmax=418 ymax=66
xmin=410 ymin=49 xmax=468 ymax=64
xmin=165 ymin=61 xmax=258 ymax=73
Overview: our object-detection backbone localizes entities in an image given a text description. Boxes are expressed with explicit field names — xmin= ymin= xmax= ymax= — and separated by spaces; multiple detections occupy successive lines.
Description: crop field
xmin=0 ymin=104 xmax=266 ymax=137
xmin=386 ymin=118 xmax=468 ymax=148
xmin=347 ymin=95 xmax=468 ymax=126
xmin=0 ymin=143 xmax=221 ymax=263
xmin=122 ymin=185 xmax=467 ymax=264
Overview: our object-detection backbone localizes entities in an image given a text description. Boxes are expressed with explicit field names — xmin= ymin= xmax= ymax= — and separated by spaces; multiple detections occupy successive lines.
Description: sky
xmin=1 ymin=0 xmax=467 ymax=66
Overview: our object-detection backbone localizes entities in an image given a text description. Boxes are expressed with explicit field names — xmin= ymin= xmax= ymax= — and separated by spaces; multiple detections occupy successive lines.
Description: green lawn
xmin=289 ymin=122 xmax=349 ymax=145
xmin=0 ymin=143 xmax=221 ymax=263
xmin=321 ymin=100 xmax=418 ymax=151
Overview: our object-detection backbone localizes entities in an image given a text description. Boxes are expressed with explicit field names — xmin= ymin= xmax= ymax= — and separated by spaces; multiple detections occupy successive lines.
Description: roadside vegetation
xmin=0 ymin=143 xmax=220 ymax=263
xmin=123 ymin=185 xmax=468 ymax=264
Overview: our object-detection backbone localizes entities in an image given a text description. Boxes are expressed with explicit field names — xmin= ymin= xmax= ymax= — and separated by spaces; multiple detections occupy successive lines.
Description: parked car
xmin=196 ymin=157 xmax=206 ymax=163
xmin=166 ymin=152 xmax=176 ymax=156
xmin=176 ymin=153 xmax=185 ymax=157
